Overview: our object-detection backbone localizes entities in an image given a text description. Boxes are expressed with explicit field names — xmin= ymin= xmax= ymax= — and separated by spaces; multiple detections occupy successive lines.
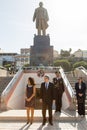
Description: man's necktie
xmin=45 ymin=83 xmax=48 ymax=89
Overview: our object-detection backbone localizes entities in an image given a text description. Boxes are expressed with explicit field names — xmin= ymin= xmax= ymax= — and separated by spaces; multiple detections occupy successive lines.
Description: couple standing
xmin=25 ymin=71 xmax=65 ymax=126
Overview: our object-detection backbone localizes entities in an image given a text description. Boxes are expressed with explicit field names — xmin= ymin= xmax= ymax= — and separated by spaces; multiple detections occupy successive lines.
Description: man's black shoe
xmin=42 ymin=122 xmax=46 ymax=126
xmin=49 ymin=122 xmax=53 ymax=125
xmin=55 ymin=110 xmax=61 ymax=113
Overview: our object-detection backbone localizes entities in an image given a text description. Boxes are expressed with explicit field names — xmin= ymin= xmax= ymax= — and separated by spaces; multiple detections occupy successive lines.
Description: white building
xmin=73 ymin=49 xmax=87 ymax=59
xmin=73 ymin=49 xmax=83 ymax=58
xmin=83 ymin=50 xmax=87 ymax=58
xmin=15 ymin=48 xmax=30 ymax=69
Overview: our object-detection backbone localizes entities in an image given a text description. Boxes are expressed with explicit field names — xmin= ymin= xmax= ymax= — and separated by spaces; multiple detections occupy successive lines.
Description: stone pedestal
xmin=30 ymin=35 xmax=53 ymax=66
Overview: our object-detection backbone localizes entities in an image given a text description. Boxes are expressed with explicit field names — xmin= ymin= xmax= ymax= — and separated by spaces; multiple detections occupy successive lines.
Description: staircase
xmin=0 ymin=69 xmax=85 ymax=121
xmin=65 ymin=72 xmax=87 ymax=115
xmin=0 ymin=76 xmax=13 ymax=107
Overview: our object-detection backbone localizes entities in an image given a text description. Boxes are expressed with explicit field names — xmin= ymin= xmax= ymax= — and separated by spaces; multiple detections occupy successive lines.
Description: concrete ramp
xmin=6 ymin=72 xmax=56 ymax=109
xmin=1 ymin=68 xmax=71 ymax=110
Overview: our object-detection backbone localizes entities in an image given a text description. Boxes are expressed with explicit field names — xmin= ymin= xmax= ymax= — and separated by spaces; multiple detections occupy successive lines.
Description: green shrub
xmin=54 ymin=59 xmax=71 ymax=71
xmin=73 ymin=61 xmax=87 ymax=69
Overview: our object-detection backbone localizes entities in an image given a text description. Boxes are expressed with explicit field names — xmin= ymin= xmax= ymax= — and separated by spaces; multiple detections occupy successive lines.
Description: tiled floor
xmin=0 ymin=110 xmax=87 ymax=130
xmin=0 ymin=119 xmax=87 ymax=130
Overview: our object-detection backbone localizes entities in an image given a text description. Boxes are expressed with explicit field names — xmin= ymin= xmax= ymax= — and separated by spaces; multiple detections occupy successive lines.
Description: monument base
xmin=30 ymin=35 xmax=53 ymax=66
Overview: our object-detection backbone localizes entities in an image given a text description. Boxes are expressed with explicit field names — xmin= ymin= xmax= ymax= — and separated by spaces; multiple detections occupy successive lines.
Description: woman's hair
xmin=28 ymin=77 xmax=35 ymax=86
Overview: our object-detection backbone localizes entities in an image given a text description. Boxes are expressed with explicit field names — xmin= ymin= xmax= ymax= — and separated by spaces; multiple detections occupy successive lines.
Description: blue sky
xmin=0 ymin=0 xmax=87 ymax=53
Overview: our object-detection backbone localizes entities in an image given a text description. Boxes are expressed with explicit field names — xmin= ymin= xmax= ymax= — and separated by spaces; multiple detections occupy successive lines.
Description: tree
xmin=73 ymin=61 xmax=87 ymax=69
xmin=69 ymin=48 xmax=72 ymax=53
xmin=60 ymin=48 xmax=72 ymax=57
xmin=54 ymin=59 xmax=71 ymax=71
xmin=4 ymin=64 xmax=11 ymax=71
xmin=23 ymin=64 xmax=30 ymax=67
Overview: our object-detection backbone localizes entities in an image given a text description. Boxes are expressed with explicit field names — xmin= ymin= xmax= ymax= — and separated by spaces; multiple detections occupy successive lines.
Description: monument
xmin=30 ymin=2 xmax=53 ymax=66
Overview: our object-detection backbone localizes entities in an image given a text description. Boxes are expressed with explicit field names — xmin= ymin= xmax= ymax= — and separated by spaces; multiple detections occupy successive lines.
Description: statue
xmin=33 ymin=2 xmax=49 ymax=35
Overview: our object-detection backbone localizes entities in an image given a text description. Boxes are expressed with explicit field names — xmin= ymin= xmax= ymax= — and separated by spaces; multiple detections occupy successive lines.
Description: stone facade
xmin=30 ymin=35 xmax=53 ymax=66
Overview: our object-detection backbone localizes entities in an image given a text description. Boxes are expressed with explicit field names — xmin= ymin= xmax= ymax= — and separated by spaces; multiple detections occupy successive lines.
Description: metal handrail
xmin=59 ymin=67 xmax=75 ymax=97
xmin=77 ymin=66 xmax=87 ymax=75
xmin=1 ymin=69 xmax=23 ymax=97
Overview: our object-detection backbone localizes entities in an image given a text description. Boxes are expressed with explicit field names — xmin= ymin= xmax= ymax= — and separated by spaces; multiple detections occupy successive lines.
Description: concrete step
xmin=0 ymin=110 xmax=83 ymax=122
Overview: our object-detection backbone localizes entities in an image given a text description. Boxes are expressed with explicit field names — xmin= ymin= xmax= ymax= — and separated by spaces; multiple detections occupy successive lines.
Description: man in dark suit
xmin=40 ymin=75 xmax=55 ymax=126
xmin=75 ymin=77 xmax=86 ymax=117
xmin=53 ymin=71 xmax=65 ymax=112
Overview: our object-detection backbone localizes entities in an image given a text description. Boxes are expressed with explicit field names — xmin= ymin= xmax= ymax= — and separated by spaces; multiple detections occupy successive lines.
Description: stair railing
xmin=74 ymin=66 xmax=87 ymax=82
xmin=59 ymin=67 xmax=75 ymax=98
xmin=1 ymin=69 xmax=23 ymax=107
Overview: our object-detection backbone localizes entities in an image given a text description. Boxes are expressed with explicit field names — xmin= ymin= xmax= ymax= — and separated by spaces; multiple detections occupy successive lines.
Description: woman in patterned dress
xmin=25 ymin=77 xmax=36 ymax=124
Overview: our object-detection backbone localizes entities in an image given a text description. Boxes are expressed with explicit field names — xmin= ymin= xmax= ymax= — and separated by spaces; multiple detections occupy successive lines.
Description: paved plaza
xmin=0 ymin=110 xmax=87 ymax=130
xmin=0 ymin=119 xmax=87 ymax=130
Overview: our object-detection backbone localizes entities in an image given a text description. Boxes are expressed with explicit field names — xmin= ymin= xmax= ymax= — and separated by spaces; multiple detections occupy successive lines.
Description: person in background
xmin=75 ymin=77 xmax=86 ymax=117
xmin=25 ymin=77 xmax=36 ymax=124
xmin=53 ymin=71 xmax=65 ymax=113
xmin=40 ymin=75 xmax=55 ymax=126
